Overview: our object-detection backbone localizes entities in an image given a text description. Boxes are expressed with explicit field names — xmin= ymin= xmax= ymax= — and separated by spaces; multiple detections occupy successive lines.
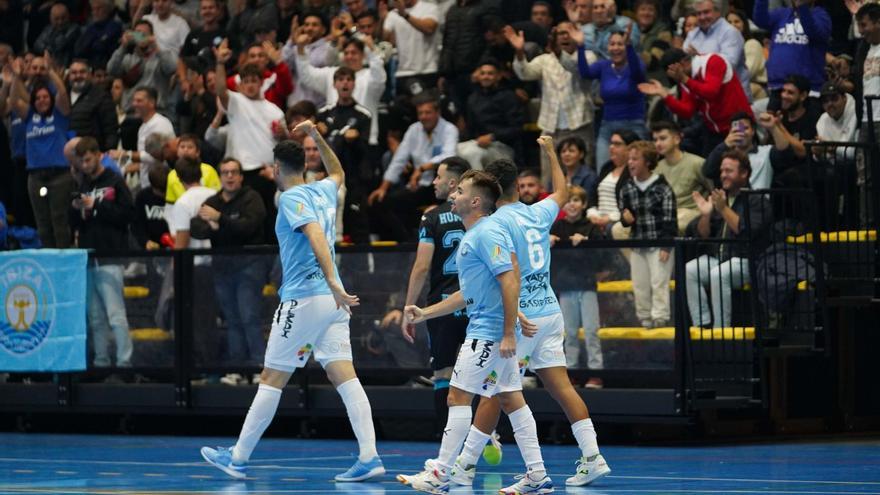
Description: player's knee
xmin=260 ymin=368 xmax=292 ymax=389
xmin=446 ymin=387 xmax=471 ymax=407
xmin=324 ymin=360 xmax=357 ymax=387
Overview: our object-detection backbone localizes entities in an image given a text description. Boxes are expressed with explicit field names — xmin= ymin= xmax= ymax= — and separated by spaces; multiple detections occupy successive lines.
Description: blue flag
xmin=0 ymin=249 xmax=87 ymax=372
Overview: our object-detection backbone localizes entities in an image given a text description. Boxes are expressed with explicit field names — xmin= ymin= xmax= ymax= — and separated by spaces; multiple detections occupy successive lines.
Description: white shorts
xmin=517 ymin=313 xmax=566 ymax=373
xmin=450 ymin=338 xmax=522 ymax=398
xmin=263 ymin=295 xmax=352 ymax=372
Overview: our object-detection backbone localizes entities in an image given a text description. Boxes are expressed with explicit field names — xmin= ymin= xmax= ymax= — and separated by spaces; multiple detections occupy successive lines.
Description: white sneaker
xmin=220 ymin=373 xmax=244 ymax=386
xmin=423 ymin=458 xmax=437 ymax=471
xmin=397 ymin=468 xmax=449 ymax=494
xmin=448 ymin=457 xmax=475 ymax=486
xmin=499 ymin=470 xmax=554 ymax=494
xmin=565 ymin=454 xmax=611 ymax=486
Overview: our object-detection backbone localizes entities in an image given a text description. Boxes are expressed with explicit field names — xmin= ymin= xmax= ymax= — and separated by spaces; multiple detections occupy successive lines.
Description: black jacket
xmin=550 ymin=217 xmax=606 ymax=291
xmin=464 ymin=85 xmax=525 ymax=148
xmin=190 ymin=186 xmax=266 ymax=246
xmin=69 ymin=83 xmax=119 ymax=151
xmin=71 ymin=168 xmax=134 ymax=253
xmin=439 ymin=0 xmax=500 ymax=76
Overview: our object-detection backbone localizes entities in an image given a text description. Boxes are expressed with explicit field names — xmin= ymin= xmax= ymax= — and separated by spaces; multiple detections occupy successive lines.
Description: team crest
xmin=482 ymin=370 xmax=498 ymax=390
xmin=0 ymin=259 xmax=56 ymax=355
xmin=297 ymin=343 xmax=313 ymax=361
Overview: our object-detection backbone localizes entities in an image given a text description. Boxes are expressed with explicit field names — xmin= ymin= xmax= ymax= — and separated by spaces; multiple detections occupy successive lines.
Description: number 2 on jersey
xmin=442 ymin=229 xmax=465 ymax=275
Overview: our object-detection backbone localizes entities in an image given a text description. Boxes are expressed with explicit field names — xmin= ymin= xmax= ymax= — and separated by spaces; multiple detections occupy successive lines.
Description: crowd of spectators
xmin=0 ymin=0 xmax=875 ymax=371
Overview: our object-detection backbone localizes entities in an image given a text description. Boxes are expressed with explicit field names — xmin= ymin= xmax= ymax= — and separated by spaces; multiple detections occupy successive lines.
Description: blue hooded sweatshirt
xmin=753 ymin=0 xmax=832 ymax=92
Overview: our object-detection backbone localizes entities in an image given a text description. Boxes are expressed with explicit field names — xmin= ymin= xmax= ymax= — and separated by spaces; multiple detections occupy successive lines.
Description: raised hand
xmin=638 ymin=79 xmax=669 ymax=97
xmin=262 ymin=40 xmax=281 ymax=64
xmin=536 ymin=134 xmax=555 ymax=152
xmin=623 ymin=20 xmax=633 ymax=46
xmin=565 ymin=22 xmax=585 ymax=46
xmin=503 ymin=25 xmax=526 ymax=52
xmin=293 ymin=119 xmax=316 ymax=135
xmin=213 ymin=38 xmax=232 ymax=64
xmin=692 ymin=191 xmax=713 ymax=216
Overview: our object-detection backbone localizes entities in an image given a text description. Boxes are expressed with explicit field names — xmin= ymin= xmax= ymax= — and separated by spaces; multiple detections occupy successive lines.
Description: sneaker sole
xmin=448 ymin=474 xmax=474 ymax=486
xmin=565 ymin=467 xmax=611 ymax=486
xmin=499 ymin=486 xmax=554 ymax=494
xmin=335 ymin=466 xmax=385 ymax=482
xmin=200 ymin=448 xmax=246 ymax=480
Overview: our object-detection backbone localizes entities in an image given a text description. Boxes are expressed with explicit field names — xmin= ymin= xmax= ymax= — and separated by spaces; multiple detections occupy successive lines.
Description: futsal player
xmin=200 ymin=120 xmax=384 ymax=482
xmin=400 ymin=170 xmax=553 ymax=495
xmin=448 ymin=137 xmax=611 ymax=487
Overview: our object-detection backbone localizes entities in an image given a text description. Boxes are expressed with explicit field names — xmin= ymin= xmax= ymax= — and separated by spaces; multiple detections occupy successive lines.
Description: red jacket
xmin=226 ymin=62 xmax=294 ymax=110
xmin=663 ymin=54 xmax=752 ymax=135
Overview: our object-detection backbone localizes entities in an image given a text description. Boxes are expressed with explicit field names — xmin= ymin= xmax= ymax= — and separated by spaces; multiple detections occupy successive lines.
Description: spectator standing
xmin=179 ymin=0 xmax=228 ymax=71
xmin=282 ymin=12 xmax=335 ymax=107
xmin=618 ymin=141 xmax=677 ymax=328
xmin=73 ymin=0 xmax=124 ymax=70
xmin=687 ymin=150 xmax=771 ymax=328
xmin=634 ymin=0 xmax=672 ymax=82
xmin=725 ymin=9 xmax=767 ymax=100
xmin=68 ymin=60 xmax=119 ymax=151
xmin=704 ymin=111 xmax=775 ymax=190
xmin=368 ymin=94 xmax=458 ymax=241
xmin=112 ymin=87 xmax=175 ymax=191
xmin=856 ymin=3 xmax=880 ymax=139
xmin=70 ymin=137 xmax=135 ymax=368
xmin=558 ymin=137 xmax=597 ymax=194
xmin=33 ymin=3 xmax=82 ymax=68
xmin=684 ymin=0 xmax=751 ymax=100
xmin=550 ymin=185 xmax=605 ymax=387
xmin=587 ymin=129 xmax=638 ymax=237
xmin=228 ymin=41 xmax=294 ymax=110
xmin=140 ymin=0 xmax=191 ymax=54
xmin=107 ymin=20 xmax=177 ymax=113
xmin=191 ymin=158 xmax=267 ymax=370
xmin=7 ymin=58 xmax=75 ymax=248
xmin=651 ymin=120 xmax=711 ymax=234
xmin=456 ymin=60 xmax=526 ymax=170
xmin=132 ymin=165 xmax=170 ymax=250
xmin=569 ymin=23 xmax=646 ymax=172
xmin=382 ymin=0 xmax=441 ymax=97
xmin=753 ymin=0 xmax=831 ymax=96
xmin=582 ymin=0 xmax=640 ymax=60
xmin=640 ymin=48 xmax=752 ymax=155
xmin=509 ymin=22 xmax=595 ymax=171
xmin=439 ymin=0 xmax=500 ymax=115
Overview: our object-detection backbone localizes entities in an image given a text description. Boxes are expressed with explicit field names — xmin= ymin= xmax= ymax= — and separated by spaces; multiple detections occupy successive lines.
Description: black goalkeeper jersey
xmin=418 ymin=200 xmax=465 ymax=305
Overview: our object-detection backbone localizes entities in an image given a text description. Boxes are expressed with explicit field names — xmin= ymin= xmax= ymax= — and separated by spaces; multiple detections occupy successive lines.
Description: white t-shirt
xmin=383 ymin=1 xmax=440 ymax=77
xmin=143 ymin=13 xmax=191 ymax=55
xmin=749 ymin=145 xmax=773 ymax=190
xmin=225 ymin=91 xmax=285 ymax=172
xmin=137 ymin=112 xmax=175 ymax=189
xmin=817 ymin=93 xmax=857 ymax=142
xmin=167 ymin=185 xmax=215 ymax=250
xmin=863 ymin=44 xmax=880 ymax=122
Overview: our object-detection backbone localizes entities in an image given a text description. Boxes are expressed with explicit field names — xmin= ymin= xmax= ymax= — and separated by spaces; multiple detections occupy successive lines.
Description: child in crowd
xmin=551 ymin=186 xmax=607 ymax=389
xmin=618 ymin=141 xmax=677 ymax=328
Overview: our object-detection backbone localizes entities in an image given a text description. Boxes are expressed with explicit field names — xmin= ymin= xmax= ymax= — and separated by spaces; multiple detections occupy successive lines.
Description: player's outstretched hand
xmin=293 ymin=119 xmax=316 ymax=136
xmin=330 ymin=284 xmax=359 ymax=314
xmin=519 ymin=311 xmax=538 ymax=338
xmin=404 ymin=305 xmax=426 ymax=325
xmin=500 ymin=334 xmax=516 ymax=358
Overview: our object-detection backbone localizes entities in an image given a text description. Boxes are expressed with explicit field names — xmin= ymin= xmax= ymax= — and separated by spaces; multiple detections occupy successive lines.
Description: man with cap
xmin=816 ymin=81 xmax=857 ymax=144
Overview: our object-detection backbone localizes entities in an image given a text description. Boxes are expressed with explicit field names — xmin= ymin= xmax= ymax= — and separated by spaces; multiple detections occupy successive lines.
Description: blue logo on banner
xmin=0 ymin=259 xmax=56 ymax=355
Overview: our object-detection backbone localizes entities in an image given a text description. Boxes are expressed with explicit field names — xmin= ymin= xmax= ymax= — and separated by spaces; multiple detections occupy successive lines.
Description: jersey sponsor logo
xmin=518 ymin=355 xmax=531 ymax=375
xmin=519 ymin=296 xmax=557 ymax=309
xmin=438 ymin=211 xmax=461 ymax=225
xmin=296 ymin=343 xmax=313 ymax=360
xmin=476 ymin=340 xmax=494 ymax=368
xmin=281 ymin=308 xmax=295 ymax=338
xmin=522 ymin=272 xmax=549 ymax=294
xmin=305 ymin=270 xmax=326 ymax=281
xmin=481 ymin=370 xmax=498 ymax=390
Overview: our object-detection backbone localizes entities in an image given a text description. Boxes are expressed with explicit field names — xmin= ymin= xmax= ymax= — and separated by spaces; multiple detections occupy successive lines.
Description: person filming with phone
xmin=702 ymin=112 xmax=775 ymax=190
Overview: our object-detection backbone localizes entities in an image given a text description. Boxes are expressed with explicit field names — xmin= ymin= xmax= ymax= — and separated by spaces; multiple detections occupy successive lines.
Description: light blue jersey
xmin=456 ymin=217 xmax=515 ymax=341
xmin=492 ymin=199 xmax=561 ymax=319
xmin=276 ymin=178 xmax=341 ymax=301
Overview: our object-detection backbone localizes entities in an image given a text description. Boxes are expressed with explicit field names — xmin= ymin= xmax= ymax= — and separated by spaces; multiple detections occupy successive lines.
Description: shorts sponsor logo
xmin=482 ymin=370 xmax=498 ymax=390
xmin=297 ymin=343 xmax=313 ymax=361
xmin=518 ymin=355 xmax=530 ymax=373
xmin=476 ymin=340 xmax=493 ymax=368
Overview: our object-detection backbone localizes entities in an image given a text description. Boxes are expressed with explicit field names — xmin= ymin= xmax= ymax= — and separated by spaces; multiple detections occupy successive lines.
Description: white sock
xmin=571 ymin=418 xmax=600 ymax=458
xmin=437 ymin=405 xmax=472 ymax=473
xmin=232 ymin=384 xmax=282 ymax=463
xmin=508 ymin=405 xmax=545 ymax=476
xmin=459 ymin=425 xmax=491 ymax=467
xmin=337 ymin=378 xmax=378 ymax=462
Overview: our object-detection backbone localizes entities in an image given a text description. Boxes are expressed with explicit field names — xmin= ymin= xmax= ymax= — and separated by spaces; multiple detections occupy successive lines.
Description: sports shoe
xmin=482 ymin=431 xmax=503 ymax=464
xmin=499 ymin=470 xmax=554 ymax=494
xmin=584 ymin=378 xmax=604 ymax=389
xmin=565 ymin=454 xmax=611 ymax=486
xmin=335 ymin=456 xmax=385 ymax=482
xmin=200 ymin=446 xmax=247 ymax=479
xmin=449 ymin=457 xmax=475 ymax=486
xmin=423 ymin=458 xmax=437 ymax=471
xmin=397 ymin=468 xmax=449 ymax=494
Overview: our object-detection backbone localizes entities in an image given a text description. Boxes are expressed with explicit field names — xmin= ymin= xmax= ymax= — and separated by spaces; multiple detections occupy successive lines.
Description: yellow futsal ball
xmin=482 ymin=443 xmax=502 ymax=465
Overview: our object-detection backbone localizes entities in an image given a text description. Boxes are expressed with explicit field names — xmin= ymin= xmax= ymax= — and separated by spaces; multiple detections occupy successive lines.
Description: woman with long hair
xmin=727 ymin=8 xmax=768 ymax=99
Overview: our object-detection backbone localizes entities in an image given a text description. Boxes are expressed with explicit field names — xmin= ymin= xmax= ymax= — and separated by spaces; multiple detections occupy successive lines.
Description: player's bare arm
xmin=301 ymin=222 xmax=359 ymax=312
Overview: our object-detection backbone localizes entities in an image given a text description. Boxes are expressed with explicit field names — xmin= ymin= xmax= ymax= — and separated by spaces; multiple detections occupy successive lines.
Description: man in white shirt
xmin=281 ymin=12 xmax=335 ymax=108
xmin=816 ymin=82 xmax=857 ymax=144
xmin=383 ymin=0 xmax=441 ymax=97
xmin=168 ymin=157 xmax=215 ymax=250
xmin=214 ymin=39 xmax=285 ymax=233
xmin=114 ymin=87 xmax=175 ymax=192
xmin=141 ymin=0 xmax=190 ymax=54
xmin=294 ymin=36 xmax=386 ymax=145
xmin=368 ymin=94 xmax=458 ymax=241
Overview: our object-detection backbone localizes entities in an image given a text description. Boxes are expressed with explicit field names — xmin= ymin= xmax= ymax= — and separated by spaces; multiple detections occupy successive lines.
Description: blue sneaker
xmin=200 ymin=446 xmax=247 ymax=479
xmin=335 ymin=456 xmax=385 ymax=482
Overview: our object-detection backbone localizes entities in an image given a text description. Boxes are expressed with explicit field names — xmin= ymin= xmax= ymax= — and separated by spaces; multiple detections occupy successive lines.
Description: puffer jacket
xmin=439 ymin=0 xmax=500 ymax=76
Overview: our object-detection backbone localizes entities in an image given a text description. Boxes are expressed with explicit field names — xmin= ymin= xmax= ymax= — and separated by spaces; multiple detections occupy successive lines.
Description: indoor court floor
xmin=0 ymin=433 xmax=878 ymax=494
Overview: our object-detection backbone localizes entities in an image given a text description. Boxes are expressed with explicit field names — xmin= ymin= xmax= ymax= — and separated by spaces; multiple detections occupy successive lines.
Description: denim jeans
xmin=558 ymin=290 xmax=603 ymax=370
xmin=685 ymin=255 xmax=750 ymax=328
xmin=88 ymin=264 xmax=133 ymax=367
xmin=596 ymin=119 xmax=647 ymax=173
xmin=214 ymin=256 xmax=267 ymax=366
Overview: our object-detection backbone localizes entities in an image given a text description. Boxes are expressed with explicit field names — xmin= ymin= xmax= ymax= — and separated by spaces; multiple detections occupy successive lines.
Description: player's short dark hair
xmin=518 ymin=168 xmax=541 ymax=181
xmin=134 ymin=86 xmax=158 ymax=102
xmin=721 ymin=149 xmax=751 ymax=178
xmin=857 ymin=2 xmax=880 ymax=21
xmin=333 ymin=66 xmax=356 ymax=81
xmin=485 ymin=158 xmax=519 ymax=196
xmin=650 ymin=120 xmax=681 ymax=135
xmin=176 ymin=157 xmax=202 ymax=185
xmin=460 ymin=170 xmax=502 ymax=212
xmin=239 ymin=64 xmax=263 ymax=81
xmin=274 ymin=140 xmax=306 ymax=174
xmin=441 ymin=156 xmax=470 ymax=178
xmin=75 ymin=136 xmax=100 ymax=156
xmin=628 ymin=141 xmax=660 ymax=170
xmin=178 ymin=133 xmax=201 ymax=151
